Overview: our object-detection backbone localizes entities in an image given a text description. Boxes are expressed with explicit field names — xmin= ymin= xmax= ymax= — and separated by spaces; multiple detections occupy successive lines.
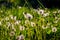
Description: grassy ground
xmin=0 ymin=6 xmax=60 ymax=40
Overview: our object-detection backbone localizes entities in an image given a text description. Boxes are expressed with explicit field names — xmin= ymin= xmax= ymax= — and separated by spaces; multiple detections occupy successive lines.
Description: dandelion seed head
xmin=25 ymin=20 xmax=30 ymax=24
xmin=43 ymin=13 xmax=49 ymax=17
xmin=30 ymin=22 xmax=36 ymax=27
xmin=19 ymin=26 xmax=25 ymax=31
xmin=38 ymin=9 xmax=44 ymax=15
xmin=42 ymin=25 xmax=47 ymax=29
xmin=23 ymin=12 xmax=33 ymax=19
xmin=9 ymin=31 xmax=15 ymax=36
xmin=15 ymin=20 xmax=20 ymax=25
xmin=16 ymin=35 xmax=25 ymax=40
xmin=52 ymin=27 xmax=57 ymax=32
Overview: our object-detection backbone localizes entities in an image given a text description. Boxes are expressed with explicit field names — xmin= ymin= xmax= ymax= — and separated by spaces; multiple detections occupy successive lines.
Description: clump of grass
xmin=0 ymin=6 xmax=60 ymax=40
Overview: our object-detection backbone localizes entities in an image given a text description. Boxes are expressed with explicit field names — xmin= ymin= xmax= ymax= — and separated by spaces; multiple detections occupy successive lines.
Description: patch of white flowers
xmin=16 ymin=34 xmax=25 ymax=40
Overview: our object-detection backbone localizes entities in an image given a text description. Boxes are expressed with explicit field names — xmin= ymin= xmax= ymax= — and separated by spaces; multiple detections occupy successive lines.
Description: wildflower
xmin=15 ymin=20 xmax=21 ymax=25
xmin=9 ymin=31 xmax=15 ymax=36
xmin=30 ymin=22 xmax=36 ymax=27
xmin=23 ymin=12 xmax=33 ymax=19
xmin=43 ymin=13 xmax=49 ymax=17
xmin=16 ymin=34 xmax=25 ymax=40
xmin=37 ymin=9 xmax=44 ymax=15
xmin=52 ymin=27 xmax=57 ymax=32
xmin=19 ymin=26 xmax=25 ymax=31
xmin=25 ymin=20 xmax=30 ymax=24
xmin=42 ymin=25 xmax=47 ymax=29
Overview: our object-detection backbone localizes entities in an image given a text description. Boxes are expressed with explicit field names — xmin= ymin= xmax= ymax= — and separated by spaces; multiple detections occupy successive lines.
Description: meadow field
xmin=0 ymin=0 xmax=60 ymax=40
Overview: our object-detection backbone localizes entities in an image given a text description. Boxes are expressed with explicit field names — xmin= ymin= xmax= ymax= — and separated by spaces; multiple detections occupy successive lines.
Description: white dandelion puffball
xmin=42 ymin=25 xmax=47 ymax=29
xmin=25 ymin=20 xmax=30 ymax=24
xmin=16 ymin=35 xmax=25 ymax=40
xmin=38 ymin=9 xmax=44 ymax=15
xmin=9 ymin=31 xmax=15 ymax=36
xmin=43 ymin=13 xmax=49 ymax=17
xmin=15 ymin=20 xmax=21 ymax=25
xmin=19 ymin=26 xmax=25 ymax=31
xmin=52 ymin=27 xmax=57 ymax=32
xmin=23 ymin=12 xmax=33 ymax=19
xmin=30 ymin=22 xmax=36 ymax=27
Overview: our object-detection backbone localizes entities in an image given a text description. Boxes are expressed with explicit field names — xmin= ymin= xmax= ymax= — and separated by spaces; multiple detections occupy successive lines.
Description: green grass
xmin=0 ymin=6 xmax=60 ymax=40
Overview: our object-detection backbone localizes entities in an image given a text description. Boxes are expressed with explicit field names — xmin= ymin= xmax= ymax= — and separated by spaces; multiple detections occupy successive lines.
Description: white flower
xmin=42 ymin=25 xmax=47 ymax=29
xmin=30 ymin=22 xmax=36 ymax=27
xmin=23 ymin=12 xmax=33 ymax=19
xmin=19 ymin=26 xmax=25 ymax=31
xmin=15 ymin=20 xmax=21 ymax=25
xmin=52 ymin=27 xmax=57 ymax=32
xmin=16 ymin=35 xmax=25 ymax=40
xmin=25 ymin=20 xmax=30 ymax=24
xmin=9 ymin=31 xmax=15 ymax=36
xmin=43 ymin=13 xmax=49 ymax=17
xmin=37 ymin=9 xmax=44 ymax=15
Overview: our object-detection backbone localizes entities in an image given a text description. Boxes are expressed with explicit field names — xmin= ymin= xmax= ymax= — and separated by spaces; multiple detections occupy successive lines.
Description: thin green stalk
xmin=37 ymin=0 xmax=45 ymax=9
xmin=54 ymin=33 xmax=55 ymax=40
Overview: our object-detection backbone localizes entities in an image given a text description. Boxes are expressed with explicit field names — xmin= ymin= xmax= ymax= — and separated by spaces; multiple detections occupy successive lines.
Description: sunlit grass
xmin=0 ymin=6 xmax=60 ymax=40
